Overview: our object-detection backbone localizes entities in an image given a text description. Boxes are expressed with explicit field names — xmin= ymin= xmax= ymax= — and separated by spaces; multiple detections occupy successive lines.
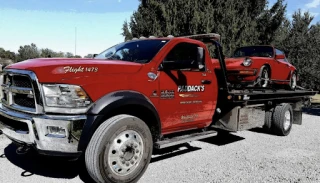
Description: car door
xmin=157 ymin=42 xmax=215 ymax=134
xmin=274 ymin=49 xmax=291 ymax=80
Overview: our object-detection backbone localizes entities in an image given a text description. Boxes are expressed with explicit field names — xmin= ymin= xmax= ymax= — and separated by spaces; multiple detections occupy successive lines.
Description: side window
xmin=276 ymin=49 xmax=288 ymax=62
xmin=162 ymin=42 xmax=203 ymax=71
xmin=275 ymin=49 xmax=282 ymax=55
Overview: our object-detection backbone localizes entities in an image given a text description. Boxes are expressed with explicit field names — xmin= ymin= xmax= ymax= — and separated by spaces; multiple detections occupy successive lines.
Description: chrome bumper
xmin=0 ymin=104 xmax=86 ymax=155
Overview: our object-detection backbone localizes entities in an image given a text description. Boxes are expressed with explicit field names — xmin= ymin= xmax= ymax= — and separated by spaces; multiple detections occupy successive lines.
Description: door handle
xmin=201 ymin=80 xmax=211 ymax=84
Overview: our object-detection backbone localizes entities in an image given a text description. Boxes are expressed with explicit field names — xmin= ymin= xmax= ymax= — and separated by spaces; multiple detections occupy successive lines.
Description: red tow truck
xmin=0 ymin=33 xmax=317 ymax=183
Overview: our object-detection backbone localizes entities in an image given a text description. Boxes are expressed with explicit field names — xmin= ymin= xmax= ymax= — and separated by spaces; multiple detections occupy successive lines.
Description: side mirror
xmin=93 ymin=54 xmax=98 ymax=58
xmin=197 ymin=47 xmax=205 ymax=70
xmin=275 ymin=54 xmax=285 ymax=59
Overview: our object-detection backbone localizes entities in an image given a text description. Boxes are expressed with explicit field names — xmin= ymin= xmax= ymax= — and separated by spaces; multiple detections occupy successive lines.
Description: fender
xmin=78 ymin=90 xmax=161 ymax=151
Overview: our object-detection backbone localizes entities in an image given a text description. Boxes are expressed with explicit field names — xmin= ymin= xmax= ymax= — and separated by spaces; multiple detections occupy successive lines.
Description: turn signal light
xmin=239 ymin=70 xmax=255 ymax=75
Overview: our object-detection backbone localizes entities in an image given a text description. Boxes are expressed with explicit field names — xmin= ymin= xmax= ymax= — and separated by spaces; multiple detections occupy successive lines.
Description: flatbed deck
xmin=228 ymin=89 xmax=317 ymax=103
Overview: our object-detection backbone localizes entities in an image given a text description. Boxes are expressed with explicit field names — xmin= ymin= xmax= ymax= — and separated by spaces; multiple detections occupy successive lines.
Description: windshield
xmin=232 ymin=46 xmax=274 ymax=58
xmin=94 ymin=39 xmax=169 ymax=63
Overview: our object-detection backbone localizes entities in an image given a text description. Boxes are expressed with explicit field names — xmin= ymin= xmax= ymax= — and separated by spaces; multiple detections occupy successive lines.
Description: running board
xmin=155 ymin=130 xmax=217 ymax=149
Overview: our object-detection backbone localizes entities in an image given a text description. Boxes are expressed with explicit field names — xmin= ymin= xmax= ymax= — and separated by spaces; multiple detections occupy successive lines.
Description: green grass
xmin=311 ymin=94 xmax=320 ymax=104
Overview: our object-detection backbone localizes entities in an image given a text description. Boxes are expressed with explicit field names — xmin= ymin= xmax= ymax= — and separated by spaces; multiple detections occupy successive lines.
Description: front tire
xmin=257 ymin=66 xmax=270 ymax=88
xmin=85 ymin=114 xmax=153 ymax=183
xmin=289 ymin=72 xmax=297 ymax=90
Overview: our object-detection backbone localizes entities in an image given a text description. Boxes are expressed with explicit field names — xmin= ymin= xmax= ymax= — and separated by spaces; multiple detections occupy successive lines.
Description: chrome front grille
xmin=0 ymin=69 xmax=43 ymax=114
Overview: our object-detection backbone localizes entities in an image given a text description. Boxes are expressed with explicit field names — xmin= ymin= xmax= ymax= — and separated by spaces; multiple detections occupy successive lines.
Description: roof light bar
xmin=182 ymin=33 xmax=220 ymax=41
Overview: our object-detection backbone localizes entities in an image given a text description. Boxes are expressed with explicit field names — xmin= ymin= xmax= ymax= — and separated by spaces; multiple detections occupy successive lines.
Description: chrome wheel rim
xmin=262 ymin=70 xmax=269 ymax=87
xmin=107 ymin=130 xmax=144 ymax=176
xmin=284 ymin=110 xmax=291 ymax=131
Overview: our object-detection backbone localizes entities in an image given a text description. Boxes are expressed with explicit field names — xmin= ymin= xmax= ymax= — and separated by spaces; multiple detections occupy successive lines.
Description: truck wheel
xmin=271 ymin=103 xmax=293 ymax=136
xmin=85 ymin=114 xmax=153 ymax=183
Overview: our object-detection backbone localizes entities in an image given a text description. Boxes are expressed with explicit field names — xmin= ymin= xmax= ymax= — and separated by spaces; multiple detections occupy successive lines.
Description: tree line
xmin=0 ymin=43 xmax=94 ymax=64
xmin=122 ymin=0 xmax=320 ymax=91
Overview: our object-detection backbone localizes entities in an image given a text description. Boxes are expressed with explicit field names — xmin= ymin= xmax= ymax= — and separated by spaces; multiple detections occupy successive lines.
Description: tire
xmin=257 ymin=66 xmax=270 ymax=88
xmin=271 ymin=103 xmax=293 ymax=136
xmin=263 ymin=108 xmax=274 ymax=130
xmin=85 ymin=114 xmax=153 ymax=183
xmin=289 ymin=71 xmax=297 ymax=90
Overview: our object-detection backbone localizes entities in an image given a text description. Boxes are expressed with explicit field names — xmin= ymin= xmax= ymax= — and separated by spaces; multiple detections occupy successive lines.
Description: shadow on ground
xmin=3 ymin=142 xmax=202 ymax=183
xmin=248 ymin=127 xmax=276 ymax=135
xmin=199 ymin=133 xmax=245 ymax=146
xmin=302 ymin=106 xmax=320 ymax=116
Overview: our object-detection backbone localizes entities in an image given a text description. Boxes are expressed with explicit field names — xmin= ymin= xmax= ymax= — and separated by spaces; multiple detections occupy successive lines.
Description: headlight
xmin=42 ymin=84 xmax=92 ymax=112
xmin=243 ymin=58 xmax=252 ymax=67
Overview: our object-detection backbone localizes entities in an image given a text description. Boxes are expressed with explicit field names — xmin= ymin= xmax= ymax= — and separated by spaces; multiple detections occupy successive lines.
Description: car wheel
xmin=257 ymin=66 xmax=270 ymax=88
xmin=289 ymin=72 xmax=297 ymax=90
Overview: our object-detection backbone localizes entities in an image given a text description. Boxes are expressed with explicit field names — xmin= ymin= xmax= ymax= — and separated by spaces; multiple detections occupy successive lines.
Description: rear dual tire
xmin=264 ymin=103 xmax=293 ymax=136
xmin=85 ymin=114 xmax=153 ymax=183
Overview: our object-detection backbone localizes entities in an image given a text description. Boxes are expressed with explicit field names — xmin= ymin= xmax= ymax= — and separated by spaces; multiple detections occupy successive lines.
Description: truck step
xmin=155 ymin=130 xmax=217 ymax=149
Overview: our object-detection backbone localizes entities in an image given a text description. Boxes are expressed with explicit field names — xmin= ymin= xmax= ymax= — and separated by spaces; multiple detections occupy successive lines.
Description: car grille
xmin=1 ymin=70 xmax=40 ymax=113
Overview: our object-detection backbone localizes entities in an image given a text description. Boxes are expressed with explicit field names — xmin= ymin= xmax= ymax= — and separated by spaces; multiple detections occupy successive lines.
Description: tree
xmin=65 ymin=52 xmax=74 ymax=58
xmin=84 ymin=54 xmax=94 ymax=58
xmin=256 ymin=0 xmax=287 ymax=45
xmin=0 ymin=48 xmax=17 ymax=62
xmin=17 ymin=43 xmax=40 ymax=62
xmin=40 ymin=48 xmax=58 ymax=58
xmin=278 ymin=10 xmax=320 ymax=90
xmin=121 ymin=0 xmax=285 ymax=56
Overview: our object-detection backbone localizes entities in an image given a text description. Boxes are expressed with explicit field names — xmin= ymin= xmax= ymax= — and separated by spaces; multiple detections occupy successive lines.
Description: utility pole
xmin=75 ymin=27 xmax=77 ymax=56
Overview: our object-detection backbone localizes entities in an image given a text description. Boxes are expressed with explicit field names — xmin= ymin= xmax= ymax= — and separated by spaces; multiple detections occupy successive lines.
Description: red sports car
xmin=213 ymin=45 xmax=298 ymax=90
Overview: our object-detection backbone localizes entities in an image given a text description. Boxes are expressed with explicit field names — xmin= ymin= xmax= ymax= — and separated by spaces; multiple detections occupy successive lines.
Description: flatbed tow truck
xmin=0 ymin=33 xmax=317 ymax=183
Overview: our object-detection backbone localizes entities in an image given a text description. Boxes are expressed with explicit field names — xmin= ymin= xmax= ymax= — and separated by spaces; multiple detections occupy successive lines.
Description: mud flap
xmin=293 ymin=111 xmax=302 ymax=125
xmin=292 ymin=101 xmax=303 ymax=125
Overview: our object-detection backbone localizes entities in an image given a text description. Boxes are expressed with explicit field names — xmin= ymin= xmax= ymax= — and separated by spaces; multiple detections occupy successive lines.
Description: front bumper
xmin=0 ymin=104 xmax=86 ymax=157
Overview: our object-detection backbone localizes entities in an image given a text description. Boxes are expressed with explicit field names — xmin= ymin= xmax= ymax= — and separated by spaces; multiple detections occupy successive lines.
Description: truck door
xmin=157 ymin=42 xmax=216 ymax=134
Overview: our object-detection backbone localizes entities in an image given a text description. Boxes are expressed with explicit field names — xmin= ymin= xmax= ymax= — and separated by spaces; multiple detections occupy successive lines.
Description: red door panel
xmin=158 ymin=70 xmax=215 ymax=134
xmin=154 ymin=41 xmax=216 ymax=134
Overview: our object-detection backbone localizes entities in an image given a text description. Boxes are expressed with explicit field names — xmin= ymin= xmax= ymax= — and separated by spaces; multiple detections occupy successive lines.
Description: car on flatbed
xmin=0 ymin=33 xmax=317 ymax=183
xmin=213 ymin=45 xmax=298 ymax=89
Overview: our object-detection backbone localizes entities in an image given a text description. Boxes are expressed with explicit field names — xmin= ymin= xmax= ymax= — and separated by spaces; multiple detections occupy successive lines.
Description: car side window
xmin=275 ymin=49 xmax=282 ymax=55
xmin=162 ymin=42 xmax=203 ymax=71
xmin=276 ymin=49 xmax=289 ymax=63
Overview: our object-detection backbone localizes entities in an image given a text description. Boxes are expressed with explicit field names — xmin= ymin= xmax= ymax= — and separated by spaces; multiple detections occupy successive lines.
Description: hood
xmin=6 ymin=58 xmax=143 ymax=83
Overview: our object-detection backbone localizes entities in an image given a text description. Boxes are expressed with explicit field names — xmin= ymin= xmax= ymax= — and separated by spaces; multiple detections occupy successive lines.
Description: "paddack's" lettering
xmin=177 ymin=85 xmax=205 ymax=92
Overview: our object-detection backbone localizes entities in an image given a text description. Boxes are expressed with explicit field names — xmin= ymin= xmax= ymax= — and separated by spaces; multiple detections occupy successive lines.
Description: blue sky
xmin=0 ymin=0 xmax=319 ymax=57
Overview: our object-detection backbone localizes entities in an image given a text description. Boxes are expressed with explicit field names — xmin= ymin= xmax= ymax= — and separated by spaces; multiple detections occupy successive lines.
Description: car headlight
xmin=243 ymin=58 xmax=252 ymax=67
xmin=42 ymin=84 xmax=92 ymax=113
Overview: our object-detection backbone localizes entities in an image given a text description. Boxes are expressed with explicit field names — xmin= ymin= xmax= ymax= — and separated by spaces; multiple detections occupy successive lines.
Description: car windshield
xmin=94 ymin=39 xmax=169 ymax=63
xmin=232 ymin=46 xmax=274 ymax=58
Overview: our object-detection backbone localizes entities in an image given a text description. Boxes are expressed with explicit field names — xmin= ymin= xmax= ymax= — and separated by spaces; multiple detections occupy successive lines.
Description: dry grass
xmin=311 ymin=94 xmax=320 ymax=104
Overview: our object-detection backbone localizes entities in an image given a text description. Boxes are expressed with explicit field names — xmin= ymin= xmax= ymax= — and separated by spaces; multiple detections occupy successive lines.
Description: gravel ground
xmin=1 ymin=113 xmax=320 ymax=183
